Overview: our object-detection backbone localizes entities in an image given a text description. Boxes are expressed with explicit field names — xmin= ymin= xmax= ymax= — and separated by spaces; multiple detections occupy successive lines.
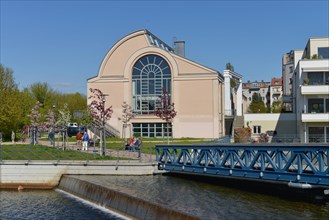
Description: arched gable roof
xmin=89 ymin=29 xmax=223 ymax=82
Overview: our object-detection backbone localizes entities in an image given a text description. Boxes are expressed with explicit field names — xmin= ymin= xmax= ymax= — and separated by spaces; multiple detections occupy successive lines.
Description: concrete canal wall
xmin=0 ymin=160 xmax=158 ymax=189
xmin=1 ymin=161 xmax=198 ymax=219
xmin=58 ymin=175 xmax=199 ymax=220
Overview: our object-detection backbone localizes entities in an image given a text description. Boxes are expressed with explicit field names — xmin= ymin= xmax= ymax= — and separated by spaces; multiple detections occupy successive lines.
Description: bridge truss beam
xmin=155 ymin=144 xmax=329 ymax=186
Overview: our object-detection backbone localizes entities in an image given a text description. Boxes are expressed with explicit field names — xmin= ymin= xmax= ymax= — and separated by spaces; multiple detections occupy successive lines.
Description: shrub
xmin=234 ymin=128 xmax=251 ymax=143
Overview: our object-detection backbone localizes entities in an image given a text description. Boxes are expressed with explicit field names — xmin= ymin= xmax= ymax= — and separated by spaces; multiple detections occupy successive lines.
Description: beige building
xmin=87 ymin=29 xmax=225 ymax=139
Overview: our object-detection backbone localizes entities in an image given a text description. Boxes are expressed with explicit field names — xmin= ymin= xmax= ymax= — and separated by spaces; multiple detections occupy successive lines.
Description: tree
xmin=249 ymin=93 xmax=267 ymax=113
xmin=118 ymin=101 xmax=134 ymax=145
xmin=271 ymin=99 xmax=282 ymax=113
xmin=226 ymin=62 xmax=235 ymax=72
xmin=55 ymin=103 xmax=71 ymax=148
xmin=29 ymin=82 xmax=54 ymax=106
xmin=154 ymin=88 xmax=177 ymax=144
xmin=28 ymin=101 xmax=43 ymax=145
xmin=77 ymin=109 xmax=94 ymax=127
xmin=88 ymin=88 xmax=113 ymax=156
xmin=62 ymin=92 xmax=88 ymax=119
xmin=0 ymin=64 xmax=24 ymax=139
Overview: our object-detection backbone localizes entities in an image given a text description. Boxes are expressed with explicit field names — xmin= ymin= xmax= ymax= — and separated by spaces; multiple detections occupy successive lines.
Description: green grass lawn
xmin=1 ymin=137 xmax=214 ymax=161
xmin=0 ymin=145 xmax=127 ymax=161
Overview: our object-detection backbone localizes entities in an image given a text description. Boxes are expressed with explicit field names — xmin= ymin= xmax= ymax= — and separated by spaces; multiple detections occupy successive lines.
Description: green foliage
xmin=0 ymin=64 xmax=88 ymax=140
xmin=226 ymin=62 xmax=234 ymax=71
xmin=230 ymin=79 xmax=237 ymax=89
xmin=249 ymin=93 xmax=267 ymax=113
xmin=303 ymin=77 xmax=310 ymax=85
xmin=271 ymin=99 xmax=282 ymax=113
xmin=0 ymin=64 xmax=25 ymax=139
xmin=29 ymin=82 xmax=54 ymax=106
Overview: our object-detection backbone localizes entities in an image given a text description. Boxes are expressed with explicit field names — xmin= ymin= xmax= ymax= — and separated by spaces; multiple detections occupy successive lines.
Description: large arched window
xmin=132 ymin=55 xmax=171 ymax=115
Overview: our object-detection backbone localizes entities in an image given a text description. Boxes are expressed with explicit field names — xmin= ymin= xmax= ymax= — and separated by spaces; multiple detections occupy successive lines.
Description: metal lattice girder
xmin=155 ymin=144 xmax=329 ymax=186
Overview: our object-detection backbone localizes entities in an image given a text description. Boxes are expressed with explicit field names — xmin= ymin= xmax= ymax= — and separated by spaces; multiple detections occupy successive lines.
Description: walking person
xmin=11 ymin=131 xmax=15 ymax=143
xmin=48 ymin=129 xmax=55 ymax=146
xmin=137 ymin=137 xmax=142 ymax=158
xmin=76 ymin=131 xmax=83 ymax=150
xmin=82 ymin=131 xmax=89 ymax=151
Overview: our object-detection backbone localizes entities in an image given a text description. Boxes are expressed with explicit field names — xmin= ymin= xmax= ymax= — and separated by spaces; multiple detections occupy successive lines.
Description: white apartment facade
xmin=242 ymin=80 xmax=270 ymax=111
xmin=293 ymin=37 xmax=329 ymax=143
xmin=269 ymin=77 xmax=283 ymax=112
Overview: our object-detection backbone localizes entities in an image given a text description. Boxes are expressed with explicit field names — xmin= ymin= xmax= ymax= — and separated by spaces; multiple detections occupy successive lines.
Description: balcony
xmin=301 ymin=113 xmax=329 ymax=122
xmin=301 ymin=85 xmax=329 ymax=95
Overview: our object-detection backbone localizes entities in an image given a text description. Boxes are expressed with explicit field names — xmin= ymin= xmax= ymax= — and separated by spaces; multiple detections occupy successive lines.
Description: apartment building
xmin=242 ymin=80 xmax=270 ymax=111
xmin=270 ymin=77 xmax=283 ymax=112
xmin=293 ymin=37 xmax=329 ymax=143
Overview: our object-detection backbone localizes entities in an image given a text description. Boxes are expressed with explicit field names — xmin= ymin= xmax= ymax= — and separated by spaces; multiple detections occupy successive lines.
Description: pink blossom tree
xmin=154 ymin=88 xmax=177 ymax=144
xmin=88 ymin=88 xmax=113 ymax=156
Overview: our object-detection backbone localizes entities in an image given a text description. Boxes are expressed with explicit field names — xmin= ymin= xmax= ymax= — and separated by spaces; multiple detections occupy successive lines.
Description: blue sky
xmin=1 ymin=0 xmax=328 ymax=95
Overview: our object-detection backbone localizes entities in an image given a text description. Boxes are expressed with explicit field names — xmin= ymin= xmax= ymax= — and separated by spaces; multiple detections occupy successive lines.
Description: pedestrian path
xmin=1 ymin=140 xmax=156 ymax=162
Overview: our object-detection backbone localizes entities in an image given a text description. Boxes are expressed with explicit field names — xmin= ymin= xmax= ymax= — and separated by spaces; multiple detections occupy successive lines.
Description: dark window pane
xmin=309 ymin=127 xmax=324 ymax=143
xmin=318 ymin=47 xmax=329 ymax=59
xmin=308 ymin=99 xmax=324 ymax=113
xmin=149 ymin=80 xmax=154 ymax=94
xmin=308 ymin=72 xmax=323 ymax=85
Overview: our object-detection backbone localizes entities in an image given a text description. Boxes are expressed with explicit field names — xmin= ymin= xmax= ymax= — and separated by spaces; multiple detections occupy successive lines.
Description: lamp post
xmin=101 ymin=94 xmax=108 ymax=157
xmin=102 ymin=96 xmax=106 ymax=156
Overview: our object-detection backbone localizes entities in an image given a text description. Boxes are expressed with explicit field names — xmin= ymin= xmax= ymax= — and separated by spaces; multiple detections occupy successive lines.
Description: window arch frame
xmin=132 ymin=54 xmax=172 ymax=115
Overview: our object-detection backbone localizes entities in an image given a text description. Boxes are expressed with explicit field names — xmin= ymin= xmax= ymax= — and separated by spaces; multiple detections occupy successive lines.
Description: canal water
xmin=0 ymin=189 xmax=127 ymax=220
xmin=1 ymin=174 xmax=329 ymax=219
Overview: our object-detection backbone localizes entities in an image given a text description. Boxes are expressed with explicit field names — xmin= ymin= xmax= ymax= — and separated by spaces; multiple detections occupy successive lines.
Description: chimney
xmin=174 ymin=40 xmax=185 ymax=57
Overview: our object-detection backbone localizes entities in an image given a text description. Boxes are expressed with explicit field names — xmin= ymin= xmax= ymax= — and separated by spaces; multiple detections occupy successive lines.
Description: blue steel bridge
xmin=155 ymin=144 xmax=329 ymax=189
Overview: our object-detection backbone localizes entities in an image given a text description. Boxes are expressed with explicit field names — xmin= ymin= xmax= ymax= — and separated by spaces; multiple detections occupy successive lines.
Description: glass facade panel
xmin=309 ymin=127 xmax=324 ymax=143
xmin=132 ymin=55 xmax=171 ymax=115
xmin=318 ymin=47 xmax=329 ymax=59
xmin=308 ymin=99 xmax=324 ymax=113
xmin=326 ymin=72 xmax=329 ymax=85
xmin=308 ymin=72 xmax=323 ymax=85
xmin=132 ymin=123 xmax=172 ymax=138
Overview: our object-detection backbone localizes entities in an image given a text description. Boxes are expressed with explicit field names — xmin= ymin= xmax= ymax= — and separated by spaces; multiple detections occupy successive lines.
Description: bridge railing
xmin=155 ymin=144 xmax=329 ymax=186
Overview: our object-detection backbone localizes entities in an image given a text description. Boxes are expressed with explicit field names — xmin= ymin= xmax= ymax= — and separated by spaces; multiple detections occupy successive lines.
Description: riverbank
xmin=0 ymin=160 xmax=159 ymax=189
